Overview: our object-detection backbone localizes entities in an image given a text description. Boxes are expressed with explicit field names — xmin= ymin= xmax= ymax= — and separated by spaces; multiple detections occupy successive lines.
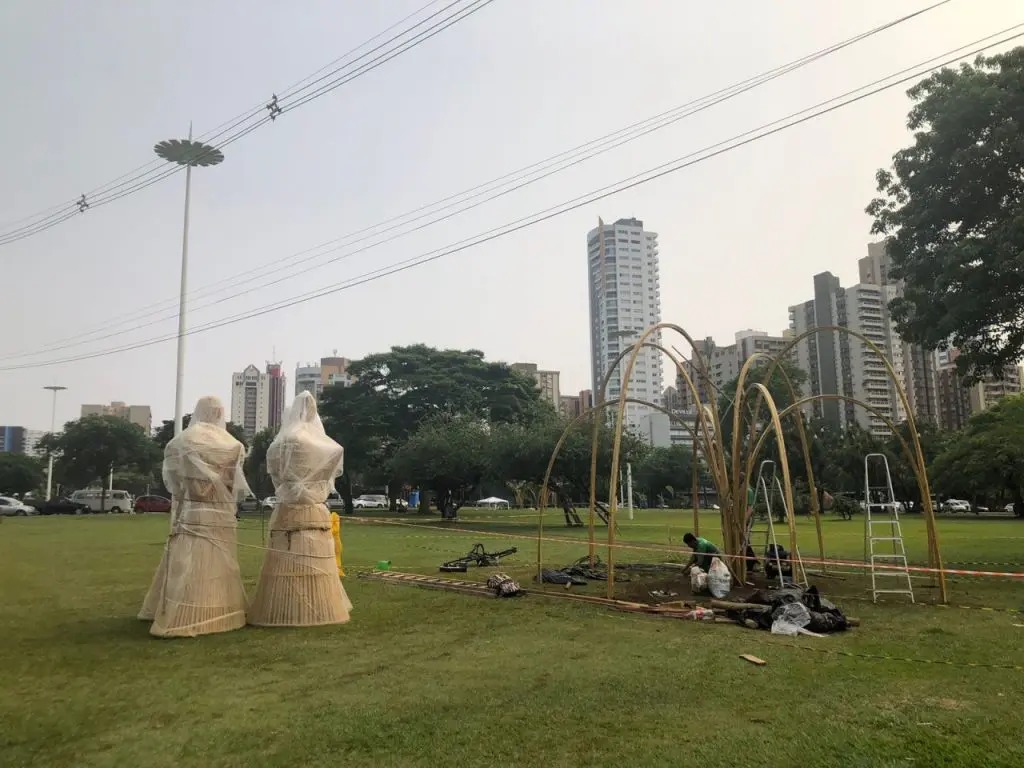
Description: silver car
xmin=0 ymin=496 xmax=37 ymax=516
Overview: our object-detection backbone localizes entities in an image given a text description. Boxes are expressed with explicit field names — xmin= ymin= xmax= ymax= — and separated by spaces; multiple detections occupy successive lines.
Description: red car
xmin=134 ymin=495 xmax=172 ymax=513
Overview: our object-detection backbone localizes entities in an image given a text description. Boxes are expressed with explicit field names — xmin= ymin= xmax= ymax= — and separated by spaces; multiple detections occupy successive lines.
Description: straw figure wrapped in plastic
xmin=247 ymin=392 xmax=353 ymax=627
xmin=138 ymin=396 xmax=250 ymax=638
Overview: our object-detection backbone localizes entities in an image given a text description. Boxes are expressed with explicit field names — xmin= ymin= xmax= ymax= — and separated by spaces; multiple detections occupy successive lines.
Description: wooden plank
xmin=740 ymin=654 xmax=767 ymax=666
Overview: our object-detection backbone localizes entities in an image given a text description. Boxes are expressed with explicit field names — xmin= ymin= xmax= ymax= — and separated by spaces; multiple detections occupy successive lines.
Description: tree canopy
xmin=931 ymin=395 xmax=1024 ymax=515
xmin=866 ymin=49 xmax=1024 ymax=379
xmin=243 ymin=427 xmax=278 ymax=499
xmin=390 ymin=416 xmax=492 ymax=506
xmin=319 ymin=345 xmax=550 ymax=506
xmin=41 ymin=416 xmax=160 ymax=504
xmin=631 ymin=445 xmax=693 ymax=506
xmin=0 ymin=453 xmax=45 ymax=495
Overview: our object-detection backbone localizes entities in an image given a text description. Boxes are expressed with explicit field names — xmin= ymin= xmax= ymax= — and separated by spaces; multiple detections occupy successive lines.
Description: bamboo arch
xmin=535 ymin=321 xmax=947 ymax=604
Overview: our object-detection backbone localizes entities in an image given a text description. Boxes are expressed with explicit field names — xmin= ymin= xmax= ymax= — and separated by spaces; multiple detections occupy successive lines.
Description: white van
xmin=70 ymin=489 xmax=134 ymax=513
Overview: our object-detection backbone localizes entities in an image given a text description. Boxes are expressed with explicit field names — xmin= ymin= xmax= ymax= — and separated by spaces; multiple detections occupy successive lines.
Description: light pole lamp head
xmin=43 ymin=385 xmax=67 ymax=393
xmin=154 ymin=139 xmax=224 ymax=167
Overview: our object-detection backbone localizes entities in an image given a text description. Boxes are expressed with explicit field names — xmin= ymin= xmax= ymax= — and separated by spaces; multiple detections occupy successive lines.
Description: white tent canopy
xmin=476 ymin=496 xmax=510 ymax=509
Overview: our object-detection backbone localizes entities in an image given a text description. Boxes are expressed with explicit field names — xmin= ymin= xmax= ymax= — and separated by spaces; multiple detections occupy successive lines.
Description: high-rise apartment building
xmin=859 ymin=242 xmax=938 ymax=424
xmin=80 ymin=402 xmax=152 ymax=434
xmin=0 ymin=426 xmax=45 ymax=455
xmin=788 ymin=271 xmax=899 ymax=438
xmin=676 ymin=330 xmax=791 ymax=412
xmin=587 ymin=218 xmax=663 ymax=431
xmin=294 ymin=354 xmax=356 ymax=399
xmin=295 ymin=364 xmax=323 ymax=399
xmin=321 ymin=356 xmax=355 ymax=391
xmin=558 ymin=389 xmax=595 ymax=420
xmin=734 ymin=329 xmax=791 ymax=363
xmin=511 ymin=362 xmax=561 ymax=409
xmin=935 ymin=348 xmax=1022 ymax=430
xmin=265 ymin=362 xmax=286 ymax=431
xmin=230 ymin=364 xmax=285 ymax=439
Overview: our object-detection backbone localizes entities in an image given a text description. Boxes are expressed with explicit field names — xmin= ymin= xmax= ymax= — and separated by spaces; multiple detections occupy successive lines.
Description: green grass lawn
xmin=1 ymin=510 xmax=1022 ymax=768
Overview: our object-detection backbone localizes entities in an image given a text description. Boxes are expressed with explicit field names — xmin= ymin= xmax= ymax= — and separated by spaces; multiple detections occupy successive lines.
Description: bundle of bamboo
xmin=141 ymin=396 xmax=250 ymax=638
xmin=537 ymin=317 xmax=947 ymax=604
xmin=247 ymin=392 xmax=351 ymax=627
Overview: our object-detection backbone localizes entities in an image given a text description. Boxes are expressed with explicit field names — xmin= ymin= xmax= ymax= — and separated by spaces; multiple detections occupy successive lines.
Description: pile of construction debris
xmin=613 ymin=585 xmax=858 ymax=634
xmin=712 ymin=585 xmax=855 ymax=635
xmin=537 ymin=555 xmax=680 ymax=586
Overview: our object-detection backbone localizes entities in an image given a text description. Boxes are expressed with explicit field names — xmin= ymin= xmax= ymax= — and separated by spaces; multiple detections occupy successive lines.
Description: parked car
xmin=134 ymin=495 xmax=172 ymax=514
xmin=0 ymin=496 xmax=37 ymax=516
xmin=262 ymin=496 xmax=278 ymax=512
xmin=34 ymin=496 xmax=90 ymax=515
xmin=941 ymin=498 xmax=973 ymax=513
xmin=1005 ymin=502 xmax=1017 ymax=514
xmin=326 ymin=491 xmax=344 ymax=513
xmin=237 ymin=494 xmax=260 ymax=515
xmin=353 ymin=494 xmax=387 ymax=509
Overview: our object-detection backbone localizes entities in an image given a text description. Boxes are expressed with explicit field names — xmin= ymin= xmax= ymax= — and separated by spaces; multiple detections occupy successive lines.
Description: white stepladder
xmin=863 ymin=453 xmax=915 ymax=603
xmin=744 ymin=460 xmax=807 ymax=588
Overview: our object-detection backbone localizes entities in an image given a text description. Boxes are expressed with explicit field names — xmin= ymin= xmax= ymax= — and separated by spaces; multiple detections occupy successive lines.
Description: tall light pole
xmin=154 ymin=130 xmax=225 ymax=436
xmin=43 ymin=385 xmax=66 ymax=500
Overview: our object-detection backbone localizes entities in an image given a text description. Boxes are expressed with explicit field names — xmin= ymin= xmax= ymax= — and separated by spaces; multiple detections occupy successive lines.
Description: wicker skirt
xmin=247 ymin=503 xmax=352 ymax=627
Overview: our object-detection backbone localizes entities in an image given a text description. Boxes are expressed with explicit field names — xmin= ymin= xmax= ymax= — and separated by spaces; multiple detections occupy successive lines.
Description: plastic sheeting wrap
xmin=139 ymin=396 xmax=250 ymax=638
xmin=247 ymin=392 xmax=352 ymax=627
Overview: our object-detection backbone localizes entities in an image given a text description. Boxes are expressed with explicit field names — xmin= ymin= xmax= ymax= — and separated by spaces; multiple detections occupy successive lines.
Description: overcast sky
xmin=1 ymin=0 xmax=1020 ymax=431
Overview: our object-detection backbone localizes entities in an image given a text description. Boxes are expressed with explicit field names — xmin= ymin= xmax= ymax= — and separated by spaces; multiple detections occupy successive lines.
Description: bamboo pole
xmin=691 ymin=439 xmax=699 ymax=537
xmin=772 ymin=325 xmax=946 ymax=603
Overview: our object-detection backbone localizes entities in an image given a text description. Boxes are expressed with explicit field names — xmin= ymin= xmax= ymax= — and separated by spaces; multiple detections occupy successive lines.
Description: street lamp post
xmin=43 ymin=385 xmax=67 ymax=500
xmin=154 ymin=131 xmax=225 ymax=436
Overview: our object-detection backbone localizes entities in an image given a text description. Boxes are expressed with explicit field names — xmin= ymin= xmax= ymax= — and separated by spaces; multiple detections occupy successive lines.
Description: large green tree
xmin=631 ymin=445 xmax=692 ymax=507
xmin=931 ymin=395 xmax=1024 ymax=515
xmin=0 ymin=453 xmax=45 ymax=496
xmin=243 ymin=427 xmax=278 ymax=499
xmin=487 ymin=414 xmax=648 ymax=504
xmin=43 ymin=416 xmax=160 ymax=509
xmin=319 ymin=345 xmax=549 ymax=511
xmin=390 ymin=416 xmax=492 ymax=509
xmin=866 ymin=49 xmax=1024 ymax=379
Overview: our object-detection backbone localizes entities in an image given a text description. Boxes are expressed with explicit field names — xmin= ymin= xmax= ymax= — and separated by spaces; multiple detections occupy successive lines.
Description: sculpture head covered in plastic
xmin=162 ymin=395 xmax=249 ymax=502
xmin=192 ymin=395 xmax=227 ymax=430
xmin=268 ymin=392 xmax=344 ymax=504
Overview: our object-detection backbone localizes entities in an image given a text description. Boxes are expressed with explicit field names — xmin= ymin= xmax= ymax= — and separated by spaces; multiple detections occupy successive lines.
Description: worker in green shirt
xmin=682 ymin=532 xmax=720 ymax=573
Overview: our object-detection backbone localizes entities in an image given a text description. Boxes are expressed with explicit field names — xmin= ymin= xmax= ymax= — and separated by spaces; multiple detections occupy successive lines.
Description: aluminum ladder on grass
xmin=744 ymin=460 xmax=807 ymax=588
xmin=863 ymin=452 xmax=915 ymax=604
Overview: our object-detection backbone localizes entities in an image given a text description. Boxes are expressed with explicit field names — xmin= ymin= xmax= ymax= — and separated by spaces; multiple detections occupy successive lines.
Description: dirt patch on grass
xmin=928 ymin=697 xmax=969 ymax=711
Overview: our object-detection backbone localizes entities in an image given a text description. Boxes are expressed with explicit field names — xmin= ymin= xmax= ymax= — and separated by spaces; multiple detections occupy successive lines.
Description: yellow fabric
xmin=331 ymin=511 xmax=345 ymax=577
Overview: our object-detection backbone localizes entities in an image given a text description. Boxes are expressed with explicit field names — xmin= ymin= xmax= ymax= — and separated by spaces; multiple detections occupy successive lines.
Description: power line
xmin=4 ymin=24 xmax=1020 ymax=372
xmin=0 ymin=0 xmax=451 ymax=237
xmin=0 ymin=0 xmax=490 ymax=247
xmin=0 ymin=1 xmax=957 ymax=360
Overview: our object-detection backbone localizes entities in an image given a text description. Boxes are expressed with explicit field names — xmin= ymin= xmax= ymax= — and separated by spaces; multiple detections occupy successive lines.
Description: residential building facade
xmin=859 ymin=241 xmax=938 ymax=424
xmin=935 ymin=348 xmax=1022 ymax=430
xmin=295 ymin=364 xmax=323 ymax=399
xmin=0 ymin=426 xmax=45 ymax=455
xmin=558 ymin=390 xmax=595 ymax=420
xmin=788 ymin=271 xmax=900 ymax=438
xmin=265 ymin=362 xmax=286 ymax=431
xmin=587 ymin=217 xmax=663 ymax=431
xmin=230 ymin=364 xmax=284 ymax=439
xmin=511 ymin=362 xmax=561 ymax=409
xmin=80 ymin=402 xmax=152 ymax=434
xmin=321 ymin=356 xmax=355 ymax=391
xmin=676 ymin=330 xmax=790 ymax=412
